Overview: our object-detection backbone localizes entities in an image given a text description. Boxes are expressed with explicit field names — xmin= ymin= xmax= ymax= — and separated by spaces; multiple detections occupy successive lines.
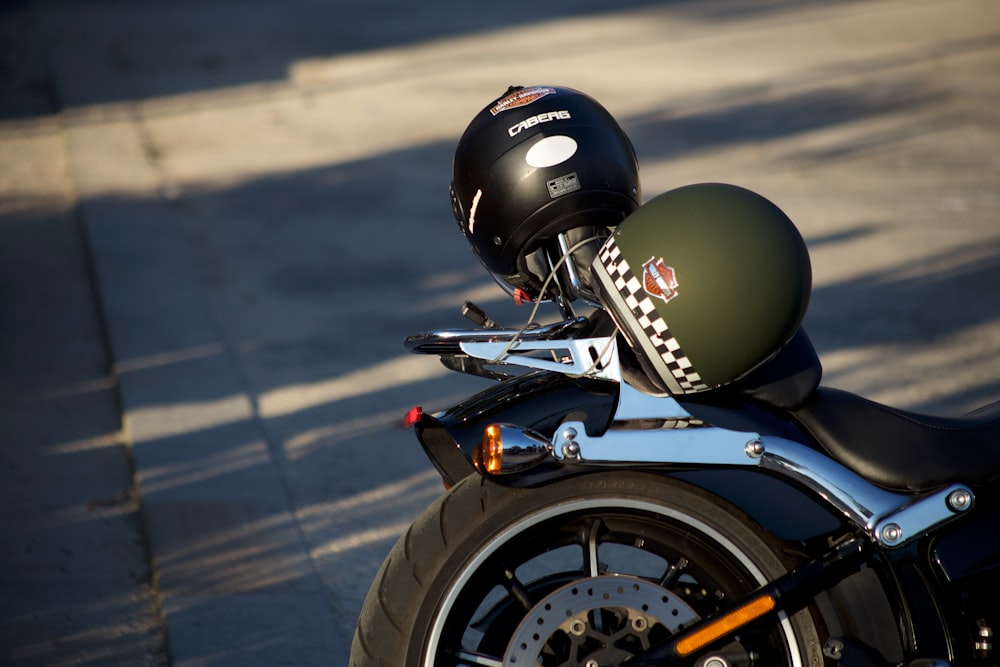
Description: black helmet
xmin=593 ymin=183 xmax=812 ymax=395
xmin=451 ymin=85 xmax=641 ymax=303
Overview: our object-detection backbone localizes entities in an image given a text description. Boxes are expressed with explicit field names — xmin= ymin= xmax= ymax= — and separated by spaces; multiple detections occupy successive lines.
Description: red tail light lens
xmin=404 ymin=406 xmax=423 ymax=428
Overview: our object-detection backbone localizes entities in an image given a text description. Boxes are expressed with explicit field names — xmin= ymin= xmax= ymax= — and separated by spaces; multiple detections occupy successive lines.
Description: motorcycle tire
xmin=350 ymin=471 xmax=830 ymax=667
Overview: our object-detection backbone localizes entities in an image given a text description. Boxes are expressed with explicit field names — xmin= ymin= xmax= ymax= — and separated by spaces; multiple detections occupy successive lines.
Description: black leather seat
xmin=789 ymin=387 xmax=1000 ymax=492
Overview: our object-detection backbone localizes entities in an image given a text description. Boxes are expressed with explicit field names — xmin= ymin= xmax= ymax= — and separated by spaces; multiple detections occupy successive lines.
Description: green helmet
xmin=593 ymin=183 xmax=812 ymax=395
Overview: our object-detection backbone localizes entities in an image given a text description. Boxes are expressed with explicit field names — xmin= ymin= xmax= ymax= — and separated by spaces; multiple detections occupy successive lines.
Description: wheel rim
xmin=422 ymin=497 xmax=805 ymax=667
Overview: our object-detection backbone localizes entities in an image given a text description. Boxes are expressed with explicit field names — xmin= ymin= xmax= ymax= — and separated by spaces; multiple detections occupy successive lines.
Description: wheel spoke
xmin=584 ymin=518 xmax=604 ymax=577
xmin=659 ymin=556 xmax=689 ymax=588
xmin=583 ymin=518 xmax=607 ymax=633
xmin=500 ymin=563 xmax=534 ymax=612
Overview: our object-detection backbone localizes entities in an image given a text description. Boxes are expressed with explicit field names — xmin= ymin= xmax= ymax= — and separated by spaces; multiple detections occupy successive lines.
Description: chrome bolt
xmin=569 ymin=619 xmax=587 ymax=636
xmin=880 ymin=522 xmax=903 ymax=545
xmin=562 ymin=441 xmax=581 ymax=459
xmin=947 ymin=488 xmax=972 ymax=512
xmin=704 ymin=658 xmax=729 ymax=667
xmin=631 ymin=615 xmax=647 ymax=632
xmin=585 ymin=660 xmax=600 ymax=667
xmin=561 ymin=428 xmax=579 ymax=459
xmin=745 ymin=439 xmax=765 ymax=458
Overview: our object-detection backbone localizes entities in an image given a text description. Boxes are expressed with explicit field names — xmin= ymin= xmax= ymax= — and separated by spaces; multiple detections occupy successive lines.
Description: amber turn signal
xmin=480 ymin=424 xmax=504 ymax=474
xmin=473 ymin=424 xmax=553 ymax=475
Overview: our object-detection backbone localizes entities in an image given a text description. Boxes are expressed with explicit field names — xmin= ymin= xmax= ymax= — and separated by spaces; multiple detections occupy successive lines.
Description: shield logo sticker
xmin=642 ymin=257 xmax=679 ymax=304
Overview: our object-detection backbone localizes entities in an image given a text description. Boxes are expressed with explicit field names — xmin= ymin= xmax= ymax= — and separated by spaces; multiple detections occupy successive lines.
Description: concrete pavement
xmin=1 ymin=0 xmax=998 ymax=665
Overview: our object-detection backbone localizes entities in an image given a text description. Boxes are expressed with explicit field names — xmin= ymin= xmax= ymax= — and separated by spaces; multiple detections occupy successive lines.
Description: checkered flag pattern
xmin=598 ymin=240 xmax=710 ymax=394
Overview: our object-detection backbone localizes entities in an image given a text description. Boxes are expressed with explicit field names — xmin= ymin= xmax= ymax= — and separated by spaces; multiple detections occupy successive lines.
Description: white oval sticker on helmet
xmin=525 ymin=135 xmax=578 ymax=168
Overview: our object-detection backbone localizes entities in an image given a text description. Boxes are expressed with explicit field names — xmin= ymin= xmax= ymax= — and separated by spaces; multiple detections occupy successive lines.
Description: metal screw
xmin=569 ymin=620 xmax=587 ymax=636
xmin=585 ymin=660 xmax=599 ymax=667
xmin=562 ymin=441 xmax=581 ymax=459
xmin=880 ymin=523 xmax=903 ymax=545
xmin=562 ymin=427 xmax=578 ymax=441
xmin=745 ymin=439 xmax=764 ymax=458
xmin=947 ymin=488 xmax=972 ymax=512
xmin=704 ymin=658 xmax=729 ymax=667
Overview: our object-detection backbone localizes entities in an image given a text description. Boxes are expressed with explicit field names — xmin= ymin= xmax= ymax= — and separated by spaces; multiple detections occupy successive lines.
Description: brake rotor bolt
xmin=631 ymin=615 xmax=647 ymax=631
xmin=880 ymin=523 xmax=903 ymax=544
xmin=744 ymin=439 xmax=764 ymax=458
xmin=569 ymin=620 xmax=586 ymax=636
xmin=947 ymin=488 xmax=972 ymax=512
xmin=704 ymin=658 xmax=729 ymax=667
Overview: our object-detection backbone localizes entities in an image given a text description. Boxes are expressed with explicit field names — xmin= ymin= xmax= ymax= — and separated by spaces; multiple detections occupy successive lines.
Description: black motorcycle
xmin=349 ymin=232 xmax=999 ymax=667
xmin=350 ymin=86 xmax=999 ymax=667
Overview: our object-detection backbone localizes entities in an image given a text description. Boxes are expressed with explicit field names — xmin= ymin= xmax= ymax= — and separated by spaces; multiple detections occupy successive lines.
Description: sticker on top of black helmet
xmin=547 ymin=173 xmax=579 ymax=198
xmin=642 ymin=257 xmax=679 ymax=304
xmin=525 ymin=135 xmax=578 ymax=168
xmin=490 ymin=86 xmax=556 ymax=116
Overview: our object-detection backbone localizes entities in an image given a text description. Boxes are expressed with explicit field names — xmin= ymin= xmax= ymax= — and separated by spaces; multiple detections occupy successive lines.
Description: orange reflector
xmin=480 ymin=424 xmax=504 ymax=474
xmin=675 ymin=594 xmax=776 ymax=657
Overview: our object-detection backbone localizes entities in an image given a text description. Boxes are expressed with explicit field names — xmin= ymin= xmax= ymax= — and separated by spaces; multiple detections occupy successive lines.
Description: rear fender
xmin=413 ymin=370 xmax=616 ymax=483
xmin=413 ymin=371 xmax=843 ymax=542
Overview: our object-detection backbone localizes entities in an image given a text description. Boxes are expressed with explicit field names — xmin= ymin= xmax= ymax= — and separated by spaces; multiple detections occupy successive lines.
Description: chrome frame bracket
xmin=550 ymin=424 xmax=974 ymax=548
xmin=873 ymin=484 xmax=974 ymax=547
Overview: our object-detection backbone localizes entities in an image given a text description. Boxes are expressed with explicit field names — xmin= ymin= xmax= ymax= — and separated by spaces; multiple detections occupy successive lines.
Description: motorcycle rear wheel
xmin=351 ymin=472 xmax=828 ymax=666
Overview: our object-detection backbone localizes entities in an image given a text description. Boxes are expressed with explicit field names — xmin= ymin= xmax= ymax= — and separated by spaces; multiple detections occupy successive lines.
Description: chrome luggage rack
xmin=404 ymin=317 xmax=623 ymax=380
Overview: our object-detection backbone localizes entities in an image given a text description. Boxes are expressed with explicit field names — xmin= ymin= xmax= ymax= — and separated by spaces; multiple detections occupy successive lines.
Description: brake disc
xmin=503 ymin=575 xmax=701 ymax=666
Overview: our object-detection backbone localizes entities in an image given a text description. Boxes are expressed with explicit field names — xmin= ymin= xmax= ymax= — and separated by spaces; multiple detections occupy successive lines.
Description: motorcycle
xmin=349 ymin=215 xmax=1000 ymax=667
xmin=349 ymin=84 xmax=1000 ymax=666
